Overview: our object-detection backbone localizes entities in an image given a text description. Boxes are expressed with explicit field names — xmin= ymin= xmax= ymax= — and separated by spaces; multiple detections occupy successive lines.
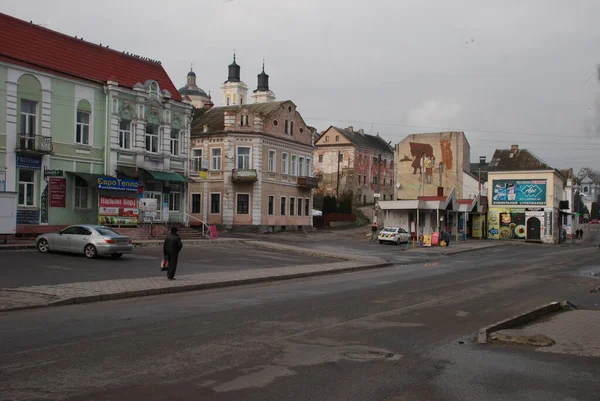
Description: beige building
xmin=314 ymin=126 xmax=394 ymax=204
xmin=188 ymin=99 xmax=316 ymax=231
xmin=394 ymin=132 xmax=472 ymax=200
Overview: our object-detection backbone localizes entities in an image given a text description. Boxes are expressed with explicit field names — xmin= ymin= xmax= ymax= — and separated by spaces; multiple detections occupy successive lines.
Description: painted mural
xmin=487 ymin=208 xmax=526 ymax=240
xmin=396 ymin=132 xmax=468 ymax=199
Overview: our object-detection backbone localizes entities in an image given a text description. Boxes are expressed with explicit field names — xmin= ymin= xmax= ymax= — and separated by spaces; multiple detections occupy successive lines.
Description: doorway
xmin=527 ymin=217 xmax=541 ymax=240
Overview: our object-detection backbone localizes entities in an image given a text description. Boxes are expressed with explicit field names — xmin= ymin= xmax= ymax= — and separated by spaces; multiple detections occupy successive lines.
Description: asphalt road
xmin=0 ymin=244 xmax=336 ymax=288
xmin=1 ymin=242 xmax=600 ymax=401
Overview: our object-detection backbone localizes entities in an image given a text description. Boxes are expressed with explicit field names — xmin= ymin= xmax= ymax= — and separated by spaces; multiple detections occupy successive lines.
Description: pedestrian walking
xmin=163 ymin=226 xmax=183 ymax=280
xmin=576 ymin=229 xmax=580 ymax=239
xmin=371 ymin=221 xmax=378 ymax=242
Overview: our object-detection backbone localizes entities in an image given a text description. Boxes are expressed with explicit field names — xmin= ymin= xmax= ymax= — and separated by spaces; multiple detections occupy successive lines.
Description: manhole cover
xmin=342 ymin=351 xmax=395 ymax=360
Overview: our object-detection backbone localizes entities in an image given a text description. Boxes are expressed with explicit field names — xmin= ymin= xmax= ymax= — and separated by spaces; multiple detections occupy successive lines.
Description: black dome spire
xmin=227 ymin=51 xmax=241 ymax=83
xmin=256 ymin=60 xmax=269 ymax=92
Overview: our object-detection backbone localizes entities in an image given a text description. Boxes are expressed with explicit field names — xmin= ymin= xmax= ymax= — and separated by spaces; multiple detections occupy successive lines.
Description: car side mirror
xmin=58 ymin=231 xmax=63 ymax=235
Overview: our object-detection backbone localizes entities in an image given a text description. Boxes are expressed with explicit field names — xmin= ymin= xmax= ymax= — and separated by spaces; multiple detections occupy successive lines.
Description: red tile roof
xmin=0 ymin=13 xmax=182 ymax=101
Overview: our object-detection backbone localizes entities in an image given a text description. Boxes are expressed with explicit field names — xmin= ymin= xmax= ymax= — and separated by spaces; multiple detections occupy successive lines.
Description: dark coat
xmin=163 ymin=233 xmax=183 ymax=256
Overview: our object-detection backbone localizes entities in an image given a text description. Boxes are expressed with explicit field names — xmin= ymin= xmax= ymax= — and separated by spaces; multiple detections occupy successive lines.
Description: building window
xmin=191 ymin=194 xmax=201 ymax=214
xmin=240 ymin=96 xmax=244 ymax=104
xmin=335 ymin=135 xmax=339 ymax=142
xmin=168 ymin=192 xmax=181 ymax=211
xmin=373 ymin=157 xmax=378 ymax=164
xmin=145 ymin=124 xmax=159 ymax=153
xmin=273 ymin=120 xmax=279 ymax=127
xmin=339 ymin=153 xmax=344 ymax=163
xmin=282 ymin=153 xmax=289 ymax=175
xmin=305 ymin=198 xmax=310 ymax=216
xmin=363 ymin=176 xmax=366 ymax=184
xmin=210 ymin=193 xmax=221 ymax=214
xmin=291 ymin=155 xmax=297 ymax=176
xmin=318 ymin=154 xmax=323 ymax=163
xmin=18 ymin=170 xmax=35 ymax=206
xmin=584 ymin=187 xmax=588 ymax=193
xmin=240 ymin=115 xmax=249 ymax=127
xmin=383 ymin=178 xmax=387 ymax=186
xmin=280 ymin=197 xmax=287 ymax=216
xmin=193 ymin=149 xmax=203 ymax=171
xmin=290 ymin=197 xmax=295 ymax=216
xmin=390 ymin=179 xmax=393 ymax=187
xmin=290 ymin=121 xmax=294 ymax=135
xmin=383 ymin=194 xmax=386 ymax=200
xmin=74 ymin=176 xmax=89 ymax=209
xmin=324 ymin=136 xmax=329 ymax=142
xmin=285 ymin=119 xmax=289 ymax=134
xmin=268 ymin=195 xmax=274 ymax=215
xmin=237 ymin=147 xmax=251 ymax=169
xmin=211 ymin=148 xmax=222 ymax=170
xmin=170 ymin=129 xmax=180 ymax=156
xmin=306 ymin=158 xmax=312 ymax=176
xmin=20 ymin=99 xmax=37 ymax=136
xmin=226 ymin=97 xmax=231 ymax=106
xmin=358 ymin=175 xmax=362 ymax=186
xmin=268 ymin=150 xmax=276 ymax=173
xmin=297 ymin=198 xmax=303 ymax=216
xmin=373 ymin=176 xmax=379 ymax=185
xmin=119 ymin=120 xmax=131 ymax=149
xmin=76 ymin=110 xmax=90 ymax=145
xmin=299 ymin=157 xmax=305 ymax=176
xmin=384 ymin=160 xmax=388 ymax=168
xmin=237 ymin=194 xmax=250 ymax=214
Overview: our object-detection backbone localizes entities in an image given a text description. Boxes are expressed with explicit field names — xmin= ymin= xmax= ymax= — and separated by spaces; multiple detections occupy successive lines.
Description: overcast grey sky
xmin=4 ymin=0 xmax=600 ymax=172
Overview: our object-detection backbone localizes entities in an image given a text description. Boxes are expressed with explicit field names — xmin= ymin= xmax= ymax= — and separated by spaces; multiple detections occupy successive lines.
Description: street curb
xmin=241 ymin=240 xmax=356 ymax=261
xmin=1 ymin=261 xmax=392 ymax=313
xmin=477 ymin=300 xmax=573 ymax=344
xmin=0 ymin=243 xmax=36 ymax=250
xmin=445 ymin=244 xmax=505 ymax=256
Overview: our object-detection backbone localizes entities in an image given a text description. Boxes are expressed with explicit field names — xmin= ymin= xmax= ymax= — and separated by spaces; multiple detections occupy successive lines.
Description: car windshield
xmin=95 ymin=227 xmax=120 ymax=236
xmin=381 ymin=228 xmax=398 ymax=233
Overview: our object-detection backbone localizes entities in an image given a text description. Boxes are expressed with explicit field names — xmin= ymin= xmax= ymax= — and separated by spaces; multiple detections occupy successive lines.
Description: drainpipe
xmin=103 ymin=85 xmax=110 ymax=176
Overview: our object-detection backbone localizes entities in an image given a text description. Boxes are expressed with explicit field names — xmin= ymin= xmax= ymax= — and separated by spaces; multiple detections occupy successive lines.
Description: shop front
xmin=96 ymin=175 xmax=140 ymax=227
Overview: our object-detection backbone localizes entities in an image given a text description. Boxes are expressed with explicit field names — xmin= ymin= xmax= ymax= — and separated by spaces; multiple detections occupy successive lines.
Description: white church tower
xmin=221 ymin=52 xmax=248 ymax=106
xmin=252 ymin=61 xmax=276 ymax=104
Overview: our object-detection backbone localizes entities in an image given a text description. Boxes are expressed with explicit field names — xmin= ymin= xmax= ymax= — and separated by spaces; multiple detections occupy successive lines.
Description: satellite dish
xmin=395 ymin=183 xmax=401 ymax=189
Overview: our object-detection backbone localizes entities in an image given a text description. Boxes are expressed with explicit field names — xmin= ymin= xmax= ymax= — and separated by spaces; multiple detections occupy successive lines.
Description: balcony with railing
xmin=15 ymin=134 xmax=53 ymax=154
xmin=297 ymin=176 xmax=319 ymax=189
xmin=232 ymin=168 xmax=258 ymax=183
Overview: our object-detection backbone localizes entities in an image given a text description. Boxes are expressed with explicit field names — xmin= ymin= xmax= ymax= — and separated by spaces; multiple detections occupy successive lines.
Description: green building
xmin=0 ymin=13 xmax=192 ymax=233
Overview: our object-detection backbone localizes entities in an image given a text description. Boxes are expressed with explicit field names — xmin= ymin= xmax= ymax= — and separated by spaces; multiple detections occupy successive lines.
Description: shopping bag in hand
xmin=161 ymin=258 xmax=169 ymax=270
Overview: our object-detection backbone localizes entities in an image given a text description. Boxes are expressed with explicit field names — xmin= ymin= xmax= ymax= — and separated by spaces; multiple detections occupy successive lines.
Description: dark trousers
xmin=167 ymin=252 xmax=179 ymax=279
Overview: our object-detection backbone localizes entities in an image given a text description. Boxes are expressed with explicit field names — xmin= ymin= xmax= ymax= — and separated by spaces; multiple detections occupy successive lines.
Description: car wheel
xmin=110 ymin=253 xmax=123 ymax=259
xmin=37 ymin=238 xmax=49 ymax=253
xmin=84 ymin=244 xmax=98 ymax=259
xmin=379 ymin=240 xmax=384 ymax=244
xmin=396 ymin=238 xmax=401 ymax=245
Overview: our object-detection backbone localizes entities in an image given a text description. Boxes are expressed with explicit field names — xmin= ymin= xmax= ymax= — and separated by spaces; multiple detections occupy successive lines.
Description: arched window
xmin=226 ymin=97 xmax=231 ymax=106
xmin=290 ymin=121 xmax=294 ymax=135
xmin=284 ymin=119 xmax=289 ymax=134
xmin=76 ymin=99 xmax=92 ymax=145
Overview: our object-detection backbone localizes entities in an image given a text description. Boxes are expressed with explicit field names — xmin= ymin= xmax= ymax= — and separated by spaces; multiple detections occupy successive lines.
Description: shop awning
xmin=72 ymin=172 xmax=103 ymax=184
xmin=146 ymin=170 xmax=186 ymax=183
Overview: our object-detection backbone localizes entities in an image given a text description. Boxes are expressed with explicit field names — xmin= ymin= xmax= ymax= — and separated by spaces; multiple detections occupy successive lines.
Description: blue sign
xmin=489 ymin=228 xmax=498 ymax=236
xmin=17 ymin=209 xmax=40 ymax=225
xmin=16 ymin=155 xmax=41 ymax=170
xmin=492 ymin=179 xmax=547 ymax=205
xmin=97 ymin=176 xmax=139 ymax=192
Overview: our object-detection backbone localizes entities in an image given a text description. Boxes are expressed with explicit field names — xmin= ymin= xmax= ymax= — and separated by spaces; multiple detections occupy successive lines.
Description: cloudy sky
xmin=4 ymin=0 xmax=600 ymax=173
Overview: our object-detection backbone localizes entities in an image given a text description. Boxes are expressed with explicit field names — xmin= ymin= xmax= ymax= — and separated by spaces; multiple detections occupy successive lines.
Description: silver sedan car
xmin=36 ymin=225 xmax=134 ymax=259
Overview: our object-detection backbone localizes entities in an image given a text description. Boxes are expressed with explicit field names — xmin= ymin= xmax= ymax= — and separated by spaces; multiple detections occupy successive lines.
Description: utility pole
xmin=336 ymin=151 xmax=341 ymax=196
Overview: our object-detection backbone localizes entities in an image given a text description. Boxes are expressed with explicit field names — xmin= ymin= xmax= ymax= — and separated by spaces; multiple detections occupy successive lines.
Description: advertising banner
xmin=488 ymin=208 xmax=526 ymax=240
xmin=98 ymin=196 xmax=138 ymax=225
xmin=423 ymin=235 xmax=432 ymax=247
xmin=16 ymin=155 xmax=41 ymax=170
xmin=431 ymin=232 xmax=440 ymax=245
xmin=472 ymin=215 xmax=483 ymax=238
xmin=492 ymin=179 xmax=547 ymax=205
xmin=544 ymin=210 xmax=553 ymax=237
xmin=139 ymin=198 xmax=158 ymax=222
xmin=49 ymin=177 xmax=66 ymax=208
xmin=97 ymin=176 xmax=139 ymax=192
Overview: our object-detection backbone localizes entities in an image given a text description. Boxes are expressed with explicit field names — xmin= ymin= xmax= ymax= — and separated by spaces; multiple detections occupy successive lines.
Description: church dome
xmin=187 ymin=70 xmax=196 ymax=78
xmin=178 ymin=85 xmax=208 ymax=98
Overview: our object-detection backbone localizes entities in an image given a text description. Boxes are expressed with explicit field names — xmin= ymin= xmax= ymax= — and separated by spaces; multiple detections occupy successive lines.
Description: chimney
xmin=358 ymin=128 xmax=364 ymax=135
xmin=479 ymin=156 xmax=486 ymax=165
xmin=510 ymin=144 xmax=519 ymax=153
xmin=347 ymin=126 xmax=353 ymax=132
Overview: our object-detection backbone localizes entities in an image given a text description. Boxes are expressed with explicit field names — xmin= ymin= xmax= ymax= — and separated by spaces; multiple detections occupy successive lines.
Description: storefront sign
xmin=16 ymin=155 xmax=41 ymax=170
xmin=544 ymin=210 xmax=552 ymax=237
xmin=98 ymin=196 xmax=138 ymax=225
xmin=492 ymin=179 xmax=547 ymax=205
xmin=97 ymin=176 xmax=139 ymax=192
xmin=431 ymin=232 xmax=440 ymax=245
xmin=44 ymin=169 xmax=63 ymax=178
xmin=49 ymin=178 xmax=66 ymax=208
xmin=487 ymin=208 xmax=526 ymax=240
xmin=423 ymin=235 xmax=432 ymax=247
xmin=16 ymin=209 xmax=39 ymax=225
xmin=139 ymin=198 xmax=158 ymax=212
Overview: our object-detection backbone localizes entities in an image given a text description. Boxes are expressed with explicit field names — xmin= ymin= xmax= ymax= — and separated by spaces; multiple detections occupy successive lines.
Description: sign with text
xmin=98 ymin=196 xmax=138 ymax=225
xmin=16 ymin=155 xmax=41 ymax=170
xmin=97 ymin=176 xmax=139 ymax=192
xmin=44 ymin=169 xmax=63 ymax=178
xmin=49 ymin=178 xmax=66 ymax=208
xmin=492 ymin=179 xmax=547 ymax=205
xmin=16 ymin=209 xmax=39 ymax=225
xmin=544 ymin=210 xmax=553 ymax=237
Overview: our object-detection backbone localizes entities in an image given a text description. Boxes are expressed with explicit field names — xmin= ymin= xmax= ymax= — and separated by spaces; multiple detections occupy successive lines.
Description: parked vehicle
xmin=378 ymin=227 xmax=410 ymax=245
xmin=590 ymin=219 xmax=599 ymax=224
xmin=36 ymin=225 xmax=133 ymax=259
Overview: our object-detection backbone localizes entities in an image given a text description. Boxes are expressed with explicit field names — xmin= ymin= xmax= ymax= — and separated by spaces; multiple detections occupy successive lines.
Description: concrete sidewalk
xmin=403 ymin=240 xmax=507 ymax=255
xmin=0 ymin=241 xmax=388 ymax=312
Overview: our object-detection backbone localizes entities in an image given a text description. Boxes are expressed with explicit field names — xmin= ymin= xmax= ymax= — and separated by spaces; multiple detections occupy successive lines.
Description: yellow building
xmin=487 ymin=145 xmax=566 ymax=244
